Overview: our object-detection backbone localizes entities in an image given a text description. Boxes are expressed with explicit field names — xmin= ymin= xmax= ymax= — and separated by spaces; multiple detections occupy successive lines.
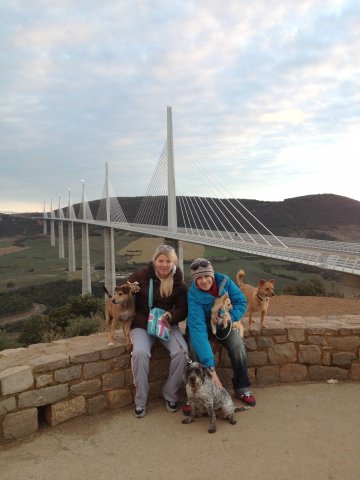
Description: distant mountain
xmin=1 ymin=194 xmax=359 ymax=242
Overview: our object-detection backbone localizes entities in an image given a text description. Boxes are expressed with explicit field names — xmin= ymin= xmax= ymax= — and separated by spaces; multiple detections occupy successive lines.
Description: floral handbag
xmin=147 ymin=278 xmax=171 ymax=342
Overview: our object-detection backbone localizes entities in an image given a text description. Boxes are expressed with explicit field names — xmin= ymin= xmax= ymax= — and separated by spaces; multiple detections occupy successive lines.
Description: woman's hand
xmin=210 ymin=370 xmax=223 ymax=390
xmin=161 ymin=312 xmax=172 ymax=329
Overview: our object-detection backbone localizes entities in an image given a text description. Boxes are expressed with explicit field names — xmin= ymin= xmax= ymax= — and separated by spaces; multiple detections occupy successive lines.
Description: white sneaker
xmin=134 ymin=405 xmax=146 ymax=418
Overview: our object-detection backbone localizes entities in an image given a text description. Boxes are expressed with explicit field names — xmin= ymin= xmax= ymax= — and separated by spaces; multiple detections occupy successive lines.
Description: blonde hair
xmin=152 ymin=247 xmax=178 ymax=298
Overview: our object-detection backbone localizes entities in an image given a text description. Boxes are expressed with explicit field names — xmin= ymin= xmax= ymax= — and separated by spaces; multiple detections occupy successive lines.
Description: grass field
xmin=0 ymin=233 xmax=342 ymax=295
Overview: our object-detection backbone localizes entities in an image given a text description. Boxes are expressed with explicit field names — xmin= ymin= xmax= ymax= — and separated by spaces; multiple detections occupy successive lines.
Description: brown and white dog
xmin=236 ymin=270 xmax=275 ymax=329
xmin=182 ymin=362 xmax=248 ymax=433
xmin=104 ymin=282 xmax=140 ymax=346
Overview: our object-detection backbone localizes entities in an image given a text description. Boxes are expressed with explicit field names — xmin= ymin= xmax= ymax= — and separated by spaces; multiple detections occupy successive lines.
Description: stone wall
xmin=1 ymin=314 xmax=360 ymax=443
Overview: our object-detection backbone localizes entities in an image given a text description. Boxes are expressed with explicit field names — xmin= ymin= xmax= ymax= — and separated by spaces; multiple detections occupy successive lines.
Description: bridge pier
xmin=104 ymin=227 xmax=116 ymax=295
xmin=68 ymin=222 xmax=76 ymax=272
xmin=81 ymin=224 xmax=91 ymax=294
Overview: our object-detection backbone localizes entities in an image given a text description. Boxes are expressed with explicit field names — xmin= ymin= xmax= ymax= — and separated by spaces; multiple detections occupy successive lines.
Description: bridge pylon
xmin=166 ymin=106 xmax=184 ymax=271
xmin=103 ymin=163 xmax=116 ymax=295
xmin=81 ymin=180 xmax=91 ymax=295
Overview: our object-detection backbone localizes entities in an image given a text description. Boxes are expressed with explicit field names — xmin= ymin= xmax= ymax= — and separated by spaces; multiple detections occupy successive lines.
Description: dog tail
xmin=103 ymin=285 xmax=112 ymax=298
xmin=235 ymin=406 xmax=250 ymax=412
xmin=236 ymin=270 xmax=245 ymax=286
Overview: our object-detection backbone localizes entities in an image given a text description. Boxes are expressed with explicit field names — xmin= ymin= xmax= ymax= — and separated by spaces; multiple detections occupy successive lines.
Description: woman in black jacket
xmin=127 ymin=244 xmax=188 ymax=418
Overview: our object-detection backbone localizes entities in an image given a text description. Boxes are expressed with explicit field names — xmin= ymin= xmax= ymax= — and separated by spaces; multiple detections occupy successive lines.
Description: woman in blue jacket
xmin=187 ymin=258 xmax=256 ymax=407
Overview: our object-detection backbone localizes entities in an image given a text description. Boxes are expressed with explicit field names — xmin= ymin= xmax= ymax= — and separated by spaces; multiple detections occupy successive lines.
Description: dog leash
xmin=215 ymin=277 xmax=233 ymax=341
xmin=170 ymin=326 xmax=193 ymax=364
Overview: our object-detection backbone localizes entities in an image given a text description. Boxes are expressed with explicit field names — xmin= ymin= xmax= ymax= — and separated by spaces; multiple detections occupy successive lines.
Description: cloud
xmin=1 ymin=0 xmax=360 ymax=213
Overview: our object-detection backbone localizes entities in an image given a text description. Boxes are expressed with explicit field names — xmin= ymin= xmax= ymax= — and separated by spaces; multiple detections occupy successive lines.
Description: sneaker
xmin=134 ymin=405 xmax=146 ymax=418
xmin=182 ymin=402 xmax=191 ymax=417
xmin=165 ymin=400 xmax=178 ymax=413
xmin=238 ymin=391 xmax=256 ymax=407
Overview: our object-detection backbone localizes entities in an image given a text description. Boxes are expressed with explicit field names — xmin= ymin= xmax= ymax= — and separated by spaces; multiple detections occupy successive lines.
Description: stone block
xmin=36 ymin=374 xmax=53 ymax=388
xmin=274 ymin=335 xmax=287 ymax=343
xmin=3 ymin=408 xmax=38 ymax=440
xmin=30 ymin=353 xmax=69 ymax=372
xmin=88 ymin=395 xmax=108 ymax=415
xmin=55 ymin=365 xmax=82 ymax=383
xmin=247 ymin=351 xmax=268 ymax=366
xmin=101 ymin=345 xmax=127 ymax=359
xmin=104 ymin=389 xmax=133 ymax=408
xmin=44 ymin=396 xmax=86 ymax=427
xmin=280 ymin=364 xmax=307 ymax=382
xmin=299 ymin=345 xmax=321 ymax=364
xmin=18 ymin=384 xmax=69 ymax=408
xmin=288 ymin=328 xmax=305 ymax=342
xmin=326 ymin=337 xmax=360 ymax=351
xmin=256 ymin=366 xmax=280 ymax=384
xmin=149 ymin=359 xmax=169 ymax=382
xmin=112 ymin=355 xmax=131 ymax=370
xmin=308 ymin=336 xmax=326 ymax=346
xmin=102 ymin=371 xmax=125 ymax=391
xmin=125 ymin=369 xmax=134 ymax=386
xmin=350 ymin=364 xmax=360 ymax=380
xmin=309 ymin=366 xmax=348 ymax=381
xmin=257 ymin=336 xmax=273 ymax=348
xmin=307 ymin=327 xmax=337 ymax=335
xmin=244 ymin=337 xmax=257 ymax=351
xmin=268 ymin=343 xmax=297 ymax=364
xmin=148 ymin=379 xmax=163 ymax=400
xmin=0 ymin=397 xmax=16 ymax=415
xmin=70 ymin=379 xmax=101 ymax=396
xmin=70 ymin=350 xmax=101 ymax=363
xmin=0 ymin=365 xmax=33 ymax=395
xmin=323 ymin=352 xmax=331 ymax=366
xmin=83 ymin=361 xmax=112 ymax=379
xmin=262 ymin=328 xmax=286 ymax=336
xmin=332 ymin=352 xmax=357 ymax=366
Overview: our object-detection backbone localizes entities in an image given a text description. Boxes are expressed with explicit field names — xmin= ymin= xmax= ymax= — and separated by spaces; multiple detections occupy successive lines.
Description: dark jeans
xmin=187 ymin=328 xmax=251 ymax=392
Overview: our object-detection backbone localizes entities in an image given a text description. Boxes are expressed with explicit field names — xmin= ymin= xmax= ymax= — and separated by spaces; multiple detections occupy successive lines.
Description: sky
xmin=1 ymin=0 xmax=360 ymax=213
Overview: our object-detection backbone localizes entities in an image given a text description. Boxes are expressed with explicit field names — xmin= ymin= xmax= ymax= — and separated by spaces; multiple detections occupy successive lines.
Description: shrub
xmin=64 ymin=313 xmax=103 ymax=338
xmin=0 ymin=330 xmax=21 ymax=351
xmin=283 ymin=276 xmax=326 ymax=296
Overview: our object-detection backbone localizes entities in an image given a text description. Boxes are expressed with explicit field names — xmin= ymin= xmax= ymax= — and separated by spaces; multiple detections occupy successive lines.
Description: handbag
xmin=147 ymin=278 xmax=171 ymax=342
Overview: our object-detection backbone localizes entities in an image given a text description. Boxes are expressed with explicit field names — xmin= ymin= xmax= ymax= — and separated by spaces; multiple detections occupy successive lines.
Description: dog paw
xmin=108 ymin=342 xmax=114 ymax=347
xmin=208 ymin=427 xmax=216 ymax=434
xmin=182 ymin=417 xmax=192 ymax=424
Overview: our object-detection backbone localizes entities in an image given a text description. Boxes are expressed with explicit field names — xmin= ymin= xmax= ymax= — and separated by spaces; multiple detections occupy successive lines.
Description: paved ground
xmin=1 ymin=382 xmax=359 ymax=480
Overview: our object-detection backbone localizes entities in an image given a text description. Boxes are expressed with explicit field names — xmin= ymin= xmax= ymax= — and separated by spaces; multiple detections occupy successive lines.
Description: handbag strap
xmin=148 ymin=278 xmax=154 ymax=309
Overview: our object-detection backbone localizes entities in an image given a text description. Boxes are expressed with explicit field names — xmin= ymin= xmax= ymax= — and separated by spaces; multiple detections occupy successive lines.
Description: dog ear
xmin=259 ymin=279 xmax=266 ymax=286
xmin=269 ymin=279 xmax=276 ymax=286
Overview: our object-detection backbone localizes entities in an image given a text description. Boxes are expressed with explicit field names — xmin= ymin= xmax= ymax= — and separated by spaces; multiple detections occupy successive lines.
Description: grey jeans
xmin=130 ymin=327 xmax=189 ymax=407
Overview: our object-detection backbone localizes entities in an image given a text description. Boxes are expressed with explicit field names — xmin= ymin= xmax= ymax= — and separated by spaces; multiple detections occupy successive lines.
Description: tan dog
xmin=236 ymin=270 xmax=275 ymax=329
xmin=210 ymin=293 xmax=232 ymax=335
xmin=104 ymin=281 xmax=140 ymax=346
xmin=210 ymin=293 xmax=244 ymax=339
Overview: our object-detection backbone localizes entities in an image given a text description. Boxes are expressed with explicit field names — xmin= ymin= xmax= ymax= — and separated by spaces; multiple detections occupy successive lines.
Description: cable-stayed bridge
xmin=39 ymin=107 xmax=360 ymax=295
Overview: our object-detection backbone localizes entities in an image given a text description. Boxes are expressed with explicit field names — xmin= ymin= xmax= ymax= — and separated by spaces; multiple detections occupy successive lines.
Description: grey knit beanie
xmin=190 ymin=258 xmax=214 ymax=282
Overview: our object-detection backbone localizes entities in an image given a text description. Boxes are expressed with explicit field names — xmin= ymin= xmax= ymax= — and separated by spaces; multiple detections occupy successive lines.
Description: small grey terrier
xmin=182 ymin=362 xmax=247 ymax=433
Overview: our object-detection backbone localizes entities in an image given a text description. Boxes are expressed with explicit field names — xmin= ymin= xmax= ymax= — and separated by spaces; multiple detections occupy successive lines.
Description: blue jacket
xmin=187 ymin=273 xmax=247 ymax=368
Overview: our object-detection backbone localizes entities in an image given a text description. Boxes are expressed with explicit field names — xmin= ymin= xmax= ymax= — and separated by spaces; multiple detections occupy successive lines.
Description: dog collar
xmin=256 ymin=294 xmax=267 ymax=302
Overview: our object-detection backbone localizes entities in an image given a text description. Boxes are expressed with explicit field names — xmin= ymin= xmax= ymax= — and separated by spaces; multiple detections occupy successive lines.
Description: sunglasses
xmin=156 ymin=244 xmax=175 ymax=252
xmin=190 ymin=260 xmax=211 ymax=270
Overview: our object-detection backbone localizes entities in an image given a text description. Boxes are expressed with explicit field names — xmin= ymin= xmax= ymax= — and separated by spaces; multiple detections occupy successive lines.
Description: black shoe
xmin=165 ymin=401 xmax=178 ymax=413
